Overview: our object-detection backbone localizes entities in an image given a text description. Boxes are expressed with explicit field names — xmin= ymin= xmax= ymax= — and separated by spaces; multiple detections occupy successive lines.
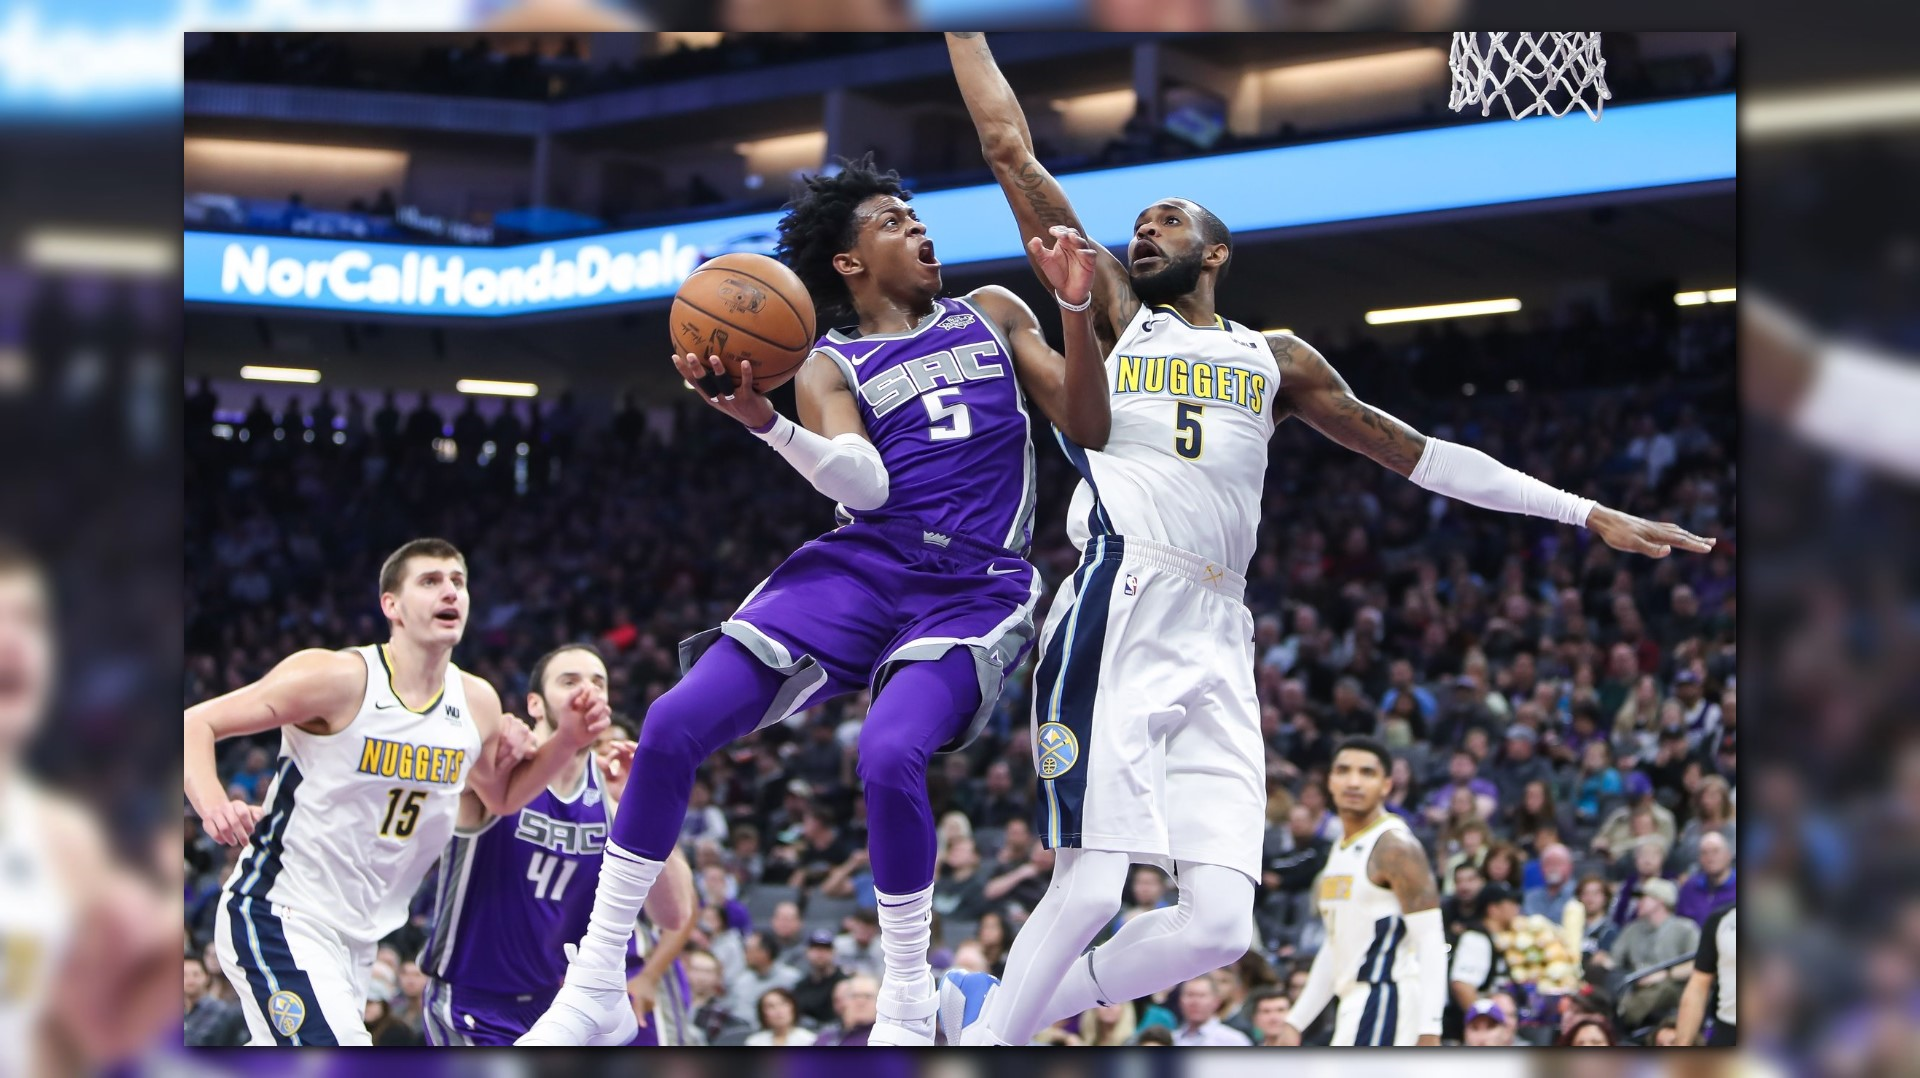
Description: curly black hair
xmin=774 ymin=154 xmax=910 ymax=323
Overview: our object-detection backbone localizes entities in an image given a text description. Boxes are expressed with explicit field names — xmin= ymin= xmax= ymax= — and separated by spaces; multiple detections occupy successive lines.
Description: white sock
xmin=873 ymin=884 xmax=935 ymax=1009
xmin=577 ymin=843 xmax=661 ymax=973
xmin=980 ymin=848 xmax=1129 ymax=1045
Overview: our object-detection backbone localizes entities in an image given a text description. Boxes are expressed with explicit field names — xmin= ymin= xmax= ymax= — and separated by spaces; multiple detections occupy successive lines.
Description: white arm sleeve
xmin=753 ymin=412 xmax=890 ymax=511
xmin=1286 ymin=941 xmax=1339 ymax=1032
xmin=1450 ymin=930 xmax=1492 ymax=988
xmin=1405 ymin=907 xmax=1450 ymax=1037
xmin=1794 ymin=341 xmax=1920 ymax=480
xmin=1409 ymin=437 xmax=1595 ymax=527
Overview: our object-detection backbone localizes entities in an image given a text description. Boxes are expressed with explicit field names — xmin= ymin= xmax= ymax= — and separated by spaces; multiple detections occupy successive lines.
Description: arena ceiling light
xmin=1744 ymin=82 xmax=1920 ymax=141
xmin=241 ymin=366 xmax=321 ymax=384
xmin=24 ymin=229 xmax=175 ymax=275
xmin=1675 ymin=288 xmax=1737 ymax=306
xmin=457 ymin=379 xmax=539 ymax=397
xmin=1364 ymin=298 xmax=1521 ymax=325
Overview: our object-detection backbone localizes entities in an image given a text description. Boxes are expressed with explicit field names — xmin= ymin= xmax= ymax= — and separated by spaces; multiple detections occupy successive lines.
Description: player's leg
xmin=1021 ymin=584 xmax=1266 ymax=1027
xmin=954 ymin=847 xmax=1129 ymax=1045
xmin=949 ymin=539 xmax=1184 ymax=1045
xmin=1027 ymin=858 xmax=1255 ymax=1030
xmin=521 ymin=636 xmax=797 ymax=1044
xmin=857 ymin=647 xmax=982 ymax=1046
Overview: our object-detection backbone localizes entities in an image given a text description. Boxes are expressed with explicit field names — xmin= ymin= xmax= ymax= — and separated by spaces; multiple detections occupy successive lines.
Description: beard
xmin=1128 ymin=250 xmax=1205 ymax=307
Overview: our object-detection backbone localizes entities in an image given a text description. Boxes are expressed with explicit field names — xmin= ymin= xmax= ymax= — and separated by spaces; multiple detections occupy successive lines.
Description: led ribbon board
xmin=184 ymin=94 xmax=1734 ymax=318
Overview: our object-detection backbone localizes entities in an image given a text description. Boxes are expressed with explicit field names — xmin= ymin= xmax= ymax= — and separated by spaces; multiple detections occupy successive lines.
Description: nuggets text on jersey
xmin=1113 ymin=354 xmax=1267 ymax=416
xmin=355 ymin=738 xmax=467 ymax=786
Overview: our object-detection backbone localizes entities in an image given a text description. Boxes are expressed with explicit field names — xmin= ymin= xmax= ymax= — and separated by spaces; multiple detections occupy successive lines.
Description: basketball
xmin=669 ymin=253 xmax=817 ymax=394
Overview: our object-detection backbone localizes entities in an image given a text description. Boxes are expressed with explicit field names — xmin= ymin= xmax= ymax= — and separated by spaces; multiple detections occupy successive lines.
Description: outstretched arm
xmin=465 ymin=675 xmax=602 ymax=818
xmin=1745 ymin=292 xmax=1920 ymax=480
xmin=971 ymin=227 xmax=1109 ymax=448
xmin=1273 ymin=331 xmax=1716 ymax=559
xmin=946 ymin=32 xmax=1136 ymax=349
xmin=1370 ymin=829 xmax=1447 ymax=1045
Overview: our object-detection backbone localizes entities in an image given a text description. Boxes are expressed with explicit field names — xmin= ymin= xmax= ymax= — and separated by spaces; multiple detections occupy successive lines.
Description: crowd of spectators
xmin=184 ymin=297 xmax=1735 ymax=1046
xmin=185 ymin=32 xmax=918 ymax=102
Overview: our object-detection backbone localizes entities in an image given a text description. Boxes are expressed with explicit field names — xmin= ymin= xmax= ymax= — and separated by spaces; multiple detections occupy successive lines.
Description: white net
xmin=1449 ymin=32 xmax=1611 ymax=122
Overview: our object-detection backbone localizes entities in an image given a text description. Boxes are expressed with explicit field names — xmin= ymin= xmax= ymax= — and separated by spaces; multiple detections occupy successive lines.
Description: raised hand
xmin=672 ymin=352 xmax=776 ymax=429
xmin=596 ymin=738 xmax=637 ymax=803
xmin=492 ymin=716 xmax=537 ymax=771
xmin=554 ymin=684 xmax=613 ymax=751
xmin=1028 ymin=225 xmax=1098 ymax=308
xmin=201 ymin=798 xmax=267 ymax=846
xmin=1587 ymin=506 xmax=1716 ymax=559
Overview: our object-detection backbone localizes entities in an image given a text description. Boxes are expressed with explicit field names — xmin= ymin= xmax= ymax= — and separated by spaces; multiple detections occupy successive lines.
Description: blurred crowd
xmin=185 ymin=32 xmax=920 ymax=102
xmin=182 ymin=292 xmax=1735 ymax=1046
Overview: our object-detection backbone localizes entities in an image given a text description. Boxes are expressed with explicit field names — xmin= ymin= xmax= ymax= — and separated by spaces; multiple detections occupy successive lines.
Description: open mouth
xmin=434 ymin=609 xmax=462 ymax=626
xmin=917 ymin=240 xmax=939 ymax=267
xmin=1130 ymin=239 xmax=1163 ymax=269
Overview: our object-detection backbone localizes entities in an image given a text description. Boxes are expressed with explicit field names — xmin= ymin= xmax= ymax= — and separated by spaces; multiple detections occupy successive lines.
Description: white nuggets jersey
xmin=224 ymin=645 xmax=481 ymax=945
xmin=1316 ymin=814 xmax=1419 ymax=996
xmin=1062 ymin=303 xmax=1279 ymax=571
xmin=0 ymin=779 xmax=74 ymax=1075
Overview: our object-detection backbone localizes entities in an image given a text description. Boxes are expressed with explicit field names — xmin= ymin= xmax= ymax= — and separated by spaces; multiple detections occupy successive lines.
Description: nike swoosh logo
xmin=987 ymin=566 xmax=1023 ymax=576
xmin=374 ymin=702 xmax=399 ymax=710
xmin=849 ymin=347 xmax=884 ymax=366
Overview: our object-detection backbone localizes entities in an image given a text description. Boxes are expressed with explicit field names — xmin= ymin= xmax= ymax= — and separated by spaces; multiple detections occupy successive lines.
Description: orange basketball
xmin=669 ymin=253 xmax=817 ymax=394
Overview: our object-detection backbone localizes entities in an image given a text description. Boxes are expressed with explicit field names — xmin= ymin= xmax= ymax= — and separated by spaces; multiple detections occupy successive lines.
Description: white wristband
xmin=1410 ymin=437 xmax=1595 ymax=527
xmin=1056 ymin=291 xmax=1092 ymax=312
xmin=1794 ymin=341 xmax=1920 ymax=481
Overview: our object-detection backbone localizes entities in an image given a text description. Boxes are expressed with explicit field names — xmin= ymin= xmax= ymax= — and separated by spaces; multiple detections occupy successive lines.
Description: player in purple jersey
xmin=420 ymin=644 xmax=697 ymax=1046
xmin=520 ymin=155 xmax=1109 ymax=1047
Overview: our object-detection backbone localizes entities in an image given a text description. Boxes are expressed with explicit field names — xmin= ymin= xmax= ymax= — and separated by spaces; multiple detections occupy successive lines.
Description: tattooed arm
xmin=1369 ymin=829 xmax=1447 ymax=1045
xmin=1273 ymin=331 xmax=1716 ymax=559
xmin=1269 ymin=331 xmax=1427 ymax=475
xmin=947 ymin=32 xmax=1137 ymax=351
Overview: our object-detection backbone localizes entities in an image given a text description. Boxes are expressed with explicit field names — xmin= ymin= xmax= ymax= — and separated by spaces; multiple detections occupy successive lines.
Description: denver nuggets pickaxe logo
xmin=268 ymin=989 xmax=307 ymax=1037
xmin=1037 ymin=722 xmax=1080 ymax=778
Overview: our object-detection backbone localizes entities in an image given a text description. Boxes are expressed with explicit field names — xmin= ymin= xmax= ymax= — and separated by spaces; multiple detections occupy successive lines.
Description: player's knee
xmin=1058 ymin=881 xmax=1123 ymax=932
xmin=1183 ymin=898 xmax=1255 ymax=970
xmin=634 ymin=692 xmax=708 ymax=773
xmin=854 ymin=729 xmax=927 ymax=793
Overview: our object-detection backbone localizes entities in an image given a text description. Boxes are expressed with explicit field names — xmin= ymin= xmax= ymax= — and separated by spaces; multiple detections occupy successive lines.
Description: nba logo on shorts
xmin=1037 ymin=722 xmax=1079 ymax=778
xmin=1124 ymin=574 xmax=1139 ymax=596
xmin=268 ymin=990 xmax=307 ymax=1037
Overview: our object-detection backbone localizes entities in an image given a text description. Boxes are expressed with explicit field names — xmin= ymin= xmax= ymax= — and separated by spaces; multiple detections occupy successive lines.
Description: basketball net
xmin=1448 ymin=32 xmax=1611 ymax=122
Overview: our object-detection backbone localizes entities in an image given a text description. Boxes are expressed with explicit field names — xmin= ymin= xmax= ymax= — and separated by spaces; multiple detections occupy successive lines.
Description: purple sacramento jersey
xmin=814 ymin=295 xmax=1036 ymax=552
xmin=677 ymin=295 xmax=1044 ymax=751
xmin=420 ymin=759 xmax=685 ymax=1045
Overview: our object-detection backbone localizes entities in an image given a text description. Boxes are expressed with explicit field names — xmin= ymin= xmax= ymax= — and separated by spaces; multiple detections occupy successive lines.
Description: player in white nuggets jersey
xmin=184 ymin=538 xmax=610 ymax=1045
xmin=942 ymin=32 xmax=1719 ymax=1048
xmin=1281 ymin=739 xmax=1445 ymax=1046
xmin=0 ymin=541 xmax=178 ymax=1074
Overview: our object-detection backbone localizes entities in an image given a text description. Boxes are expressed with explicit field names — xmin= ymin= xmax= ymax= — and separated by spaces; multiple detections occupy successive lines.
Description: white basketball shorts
xmin=1029 ymin=533 xmax=1263 ymax=882
xmin=216 ymin=893 xmax=376 ymax=1046
xmin=1332 ymin=978 xmax=1421 ymax=1046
